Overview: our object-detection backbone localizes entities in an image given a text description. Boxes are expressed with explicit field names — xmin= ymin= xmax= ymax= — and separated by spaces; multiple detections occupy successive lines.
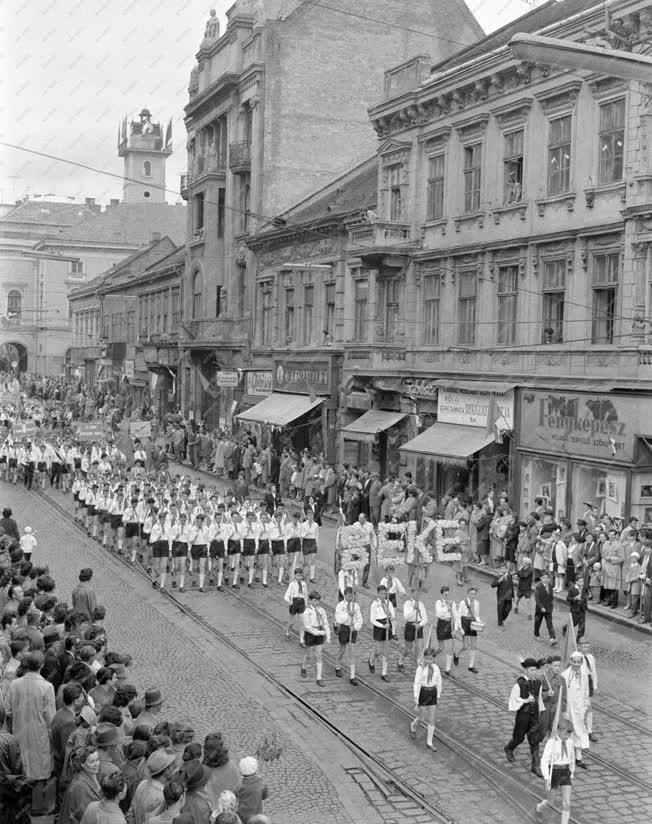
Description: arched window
xmin=143 ymin=160 xmax=151 ymax=177
xmin=7 ymin=290 xmax=22 ymax=319
xmin=192 ymin=270 xmax=202 ymax=319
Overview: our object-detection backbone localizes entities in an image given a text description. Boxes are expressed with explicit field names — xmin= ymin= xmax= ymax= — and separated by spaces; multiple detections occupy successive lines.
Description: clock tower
xmin=118 ymin=108 xmax=172 ymax=203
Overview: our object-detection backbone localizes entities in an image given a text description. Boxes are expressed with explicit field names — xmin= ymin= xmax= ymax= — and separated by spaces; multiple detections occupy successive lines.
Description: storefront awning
xmin=235 ymin=393 xmax=324 ymax=427
xmin=400 ymin=422 xmax=495 ymax=463
xmin=435 ymin=379 xmax=516 ymax=394
xmin=342 ymin=409 xmax=406 ymax=443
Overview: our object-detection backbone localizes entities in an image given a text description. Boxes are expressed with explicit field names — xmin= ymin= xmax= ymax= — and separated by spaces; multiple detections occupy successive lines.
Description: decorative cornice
xmin=490 ymin=97 xmax=533 ymax=128
xmin=452 ymin=113 xmax=489 ymax=140
xmin=418 ymin=125 xmax=452 ymax=146
xmin=587 ymin=74 xmax=628 ymax=100
xmin=534 ymin=80 xmax=583 ymax=114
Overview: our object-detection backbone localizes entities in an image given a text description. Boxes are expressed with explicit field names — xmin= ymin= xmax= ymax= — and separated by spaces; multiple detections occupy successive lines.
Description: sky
xmin=0 ymin=0 xmax=541 ymax=206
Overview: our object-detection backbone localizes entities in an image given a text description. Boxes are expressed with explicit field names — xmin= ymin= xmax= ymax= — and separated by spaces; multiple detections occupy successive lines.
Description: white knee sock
xmin=427 ymin=724 xmax=435 ymax=746
xmin=445 ymin=654 xmax=452 ymax=672
xmin=199 ymin=572 xmax=205 ymax=588
xmin=278 ymin=565 xmax=284 ymax=583
xmin=262 ymin=568 xmax=268 ymax=585
xmin=159 ymin=571 xmax=166 ymax=588
xmin=248 ymin=567 xmax=254 ymax=584
xmin=316 ymin=661 xmax=323 ymax=681
xmin=350 ymin=662 xmax=356 ymax=679
xmin=118 ymin=539 xmax=123 ymax=550
xmin=561 ymin=810 xmax=570 ymax=824
xmin=381 ymin=657 xmax=388 ymax=676
xmin=469 ymin=650 xmax=476 ymax=668
xmin=309 ymin=563 xmax=315 ymax=580
xmin=299 ymin=628 xmax=305 ymax=643
xmin=217 ymin=569 xmax=223 ymax=587
xmin=179 ymin=573 xmax=185 ymax=589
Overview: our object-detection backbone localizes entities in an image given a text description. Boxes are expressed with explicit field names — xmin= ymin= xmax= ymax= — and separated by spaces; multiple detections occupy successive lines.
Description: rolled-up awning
xmin=235 ymin=392 xmax=324 ymax=427
xmin=400 ymin=422 xmax=495 ymax=464
xmin=342 ymin=409 xmax=406 ymax=443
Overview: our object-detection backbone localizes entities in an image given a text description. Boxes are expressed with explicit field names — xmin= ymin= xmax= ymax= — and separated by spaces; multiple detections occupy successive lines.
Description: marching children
xmin=19 ymin=526 xmax=37 ymax=563
xmin=515 ymin=557 xmax=534 ymax=619
xmin=410 ymin=647 xmax=442 ymax=751
xmin=434 ymin=586 xmax=457 ymax=676
xmin=378 ymin=565 xmax=406 ymax=608
xmin=300 ymin=590 xmax=330 ymax=686
xmin=455 ymin=585 xmax=482 ymax=674
xmin=284 ymin=567 xmax=307 ymax=644
xmin=398 ymin=589 xmax=427 ymax=672
xmin=504 ymin=657 xmax=546 ymax=776
xmin=300 ymin=509 xmax=319 ymax=583
xmin=334 ymin=586 xmax=362 ymax=685
xmin=535 ymin=719 xmax=575 ymax=824
xmin=269 ymin=510 xmax=286 ymax=586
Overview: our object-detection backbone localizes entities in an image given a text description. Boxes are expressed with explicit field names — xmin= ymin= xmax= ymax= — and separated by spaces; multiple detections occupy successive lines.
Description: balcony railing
xmin=347 ymin=220 xmax=415 ymax=252
xmin=229 ymin=141 xmax=251 ymax=173
xmin=182 ymin=317 xmax=249 ymax=345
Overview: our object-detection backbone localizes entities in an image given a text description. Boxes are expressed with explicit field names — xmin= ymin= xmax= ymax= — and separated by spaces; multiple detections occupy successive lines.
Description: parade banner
xmin=77 ymin=421 xmax=107 ymax=441
xmin=0 ymin=391 xmax=19 ymax=404
xmin=130 ymin=420 xmax=152 ymax=440
xmin=13 ymin=420 xmax=39 ymax=438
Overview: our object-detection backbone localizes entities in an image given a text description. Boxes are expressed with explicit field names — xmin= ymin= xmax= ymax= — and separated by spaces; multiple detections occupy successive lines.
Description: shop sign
xmin=274 ymin=360 xmax=330 ymax=394
xmin=216 ymin=371 xmax=240 ymax=387
xmin=246 ymin=371 xmax=272 ymax=397
xmin=402 ymin=378 xmax=438 ymax=400
xmin=124 ymin=360 xmax=135 ymax=379
xmin=438 ymin=388 xmax=514 ymax=429
xmin=519 ymin=390 xmax=637 ymax=461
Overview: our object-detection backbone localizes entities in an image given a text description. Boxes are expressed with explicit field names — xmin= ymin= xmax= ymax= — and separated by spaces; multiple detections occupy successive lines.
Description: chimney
xmin=151 ymin=231 xmax=161 ymax=242
xmin=85 ymin=197 xmax=101 ymax=213
xmin=109 ymin=198 xmax=120 ymax=208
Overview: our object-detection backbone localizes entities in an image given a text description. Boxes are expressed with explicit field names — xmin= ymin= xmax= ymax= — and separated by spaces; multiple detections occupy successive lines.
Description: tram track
xmin=35 ymin=488 xmax=601 ymax=824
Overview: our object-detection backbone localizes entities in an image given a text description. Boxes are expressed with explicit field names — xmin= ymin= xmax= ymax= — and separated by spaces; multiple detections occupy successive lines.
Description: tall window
xmin=244 ymin=104 xmax=253 ymax=146
xmin=217 ymin=188 xmax=225 ymax=238
xmin=598 ymin=99 xmax=625 ymax=184
xmin=382 ymin=279 xmax=400 ymax=340
xmin=548 ymin=115 xmax=572 ymax=195
xmin=171 ymin=287 xmax=180 ymax=328
xmin=215 ymin=284 xmax=222 ymax=318
xmin=193 ymin=192 xmax=205 ymax=234
xmin=70 ymin=260 xmax=84 ymax=275
xmin=592 ymin=252 xmax=619 ymax=344
xmin=389 ymin=166 xmax=403 ymax=221
xmin=426 ymin=154 xmax=445 ymax=220
xmin=192 ymin=270 xmax=202 ymax=319
xmin=503 ymin=129 xmax=524 ymax=204
xmin=423 ymin=271 xmax=441 ymax=344
xmin=497 ymin=265 xmax=519 ymax=345
xmin=237 ymin=264 xmax=246 ymax=316
xmin=457 ymin=271 xmax=477 ymax=345
xmin=354 ymin=279 xmax=368 ymax=342
xmin=261 ymin=285 xmax=272 ymax=345
xmin=463 ymin=143 xmax=482 ymax=212
xmin=325 ymin=282 xmax=335 ymax=339
xmin=284 ymin=287 xmax=295 ymax=342
xmin=241 ymin=174 xmax=251 ymax=232
xmin=143 ymin=161 xmax=151 ymax=177
xmin=303 ymin=284 xmax=314 ymax=344
xmin=542 ymin=260 xmax=566 ymax=343
xmin=6 ymin=290 xmax=22 ymax=319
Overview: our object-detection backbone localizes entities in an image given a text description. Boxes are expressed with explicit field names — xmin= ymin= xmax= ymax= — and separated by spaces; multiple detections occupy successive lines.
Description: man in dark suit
xmin=533 ymin=572 xmax=557 ymax=645
xmin=491 ymin=564 xmax=514 ymax=628
xmin=476 ymin=504 xmax=493 ymax=565
xmin=51 ymin=682 xmax=84 ymax=798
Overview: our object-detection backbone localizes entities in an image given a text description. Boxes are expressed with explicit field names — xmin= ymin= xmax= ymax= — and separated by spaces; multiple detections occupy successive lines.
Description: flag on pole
xmin=116 ymin=421 xmax=134 ymax=465
xmin=550 ymin=675 xmax=565 ymax=739
xmin=486 ymin=395 xmax=500 ymax=439
xmin=195 ymin=366 xmax=219 ymax=398
xmin=561 ymin=610 xmax=578 ymax=665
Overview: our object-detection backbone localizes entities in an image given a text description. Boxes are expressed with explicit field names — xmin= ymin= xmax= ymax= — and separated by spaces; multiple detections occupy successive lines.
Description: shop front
xmin=516 ymin=388 xmax=652 ymax=524
xmin=235 ymin=356 xmax=340 ymax=460
xmin=142 ymin=344 xmax=179 ymax=419
xmin=341 ymin=408 xmax=409 ymax=478
xmin=400 ymin=380 xmax=514 ymax=500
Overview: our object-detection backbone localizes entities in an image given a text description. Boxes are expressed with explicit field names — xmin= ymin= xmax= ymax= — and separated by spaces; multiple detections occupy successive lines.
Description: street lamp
xmin=509 ymin=33 xmax=652 ymax=83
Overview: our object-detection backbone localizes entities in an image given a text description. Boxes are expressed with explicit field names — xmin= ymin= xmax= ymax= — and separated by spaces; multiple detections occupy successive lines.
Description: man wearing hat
xmin=137 ymin=687 xmax=165 ymax=731
xmin=129 ymin=749 xmax=177 ymax=824
xmin=92 ymin=721 xmax=125 ymax=781
xmin=561 ymin=651 xmax=591 ymax=769
xmin=179 ymin=760 xmax=212 ymax=822
xmin=504 ymin=657 xmax=545 ymax=777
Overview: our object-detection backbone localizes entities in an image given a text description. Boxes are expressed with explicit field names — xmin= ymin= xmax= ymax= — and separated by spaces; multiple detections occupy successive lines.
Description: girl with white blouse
xmin=434 ymin=586 xmax=458 ymax=676
xmin=410 ymin=647 xmax=442 ymax=751
xmin=300 ymin=510 xmax=319 ymax=583
xmin=301 ymin=590 xmax=330 ymax=687
xmin=455 ymin=585 xmax=482 ymax=674
xmin=369 ymin=585 xmax=395 ymax=682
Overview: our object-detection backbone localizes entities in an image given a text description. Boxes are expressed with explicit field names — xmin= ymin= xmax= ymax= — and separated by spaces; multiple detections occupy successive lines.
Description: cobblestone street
xmin=9 ymin=480 xmax=648 ymax=823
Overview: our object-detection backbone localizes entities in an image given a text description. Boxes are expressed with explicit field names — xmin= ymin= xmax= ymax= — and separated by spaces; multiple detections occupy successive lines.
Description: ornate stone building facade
xmin=177 ymin=0 xmax=484 ymax=427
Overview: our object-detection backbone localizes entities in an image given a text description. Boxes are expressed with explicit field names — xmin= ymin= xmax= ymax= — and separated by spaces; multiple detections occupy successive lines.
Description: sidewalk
xmin=169 ymin=460 xmax=651 ymax=634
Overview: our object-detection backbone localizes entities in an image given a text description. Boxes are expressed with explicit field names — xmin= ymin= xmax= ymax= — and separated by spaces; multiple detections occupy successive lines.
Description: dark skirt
xmin=289 ymin=597 xmax=305 ymax=615
xmin=242 ymin=538 xmax=256 ymax=557
xmin=172 ymin=541 xmax=187 ymax=558
xmin=551 ymin=766 xmax=572 ymax=789
xmin=418 ymin=686 xmax=438 ymax=707
xmin=152 ymin=539 xmax=168 ymax=558
xmin=190 ymin=543 xmax=207 ymax=560
xmin=8 ymin=458 xmax=17 ymax=468
xmin=461 ymin=616 xmax=478 ymax=638
xmin=257 ymin=539 xmax=270 ymax=556
xmin=302 ymin=538 xmax=317 ymax=556
xmin=0 ymin=456 xmax=7 ymax=464
xmin=304 ymin=630 xmax=325 ymax=647
xmin=271 ymin=539 xmax=286 ymax=556
xmin=404 ymin=622 xmax=424 ymax=643
xmin=125 ymin=522 xmax=139 ymax=539
xmin=228 ymin=539 xmax=241 ymax=556
xmin=73 ymin=458 xmax=82 ymax=469
xmin=436 ymin=618 xmax=453 ymax=642
xmin=389 ymin=593 xmax=397 ymax=608
xmin=37 ymin=461 xmax=47 ymax=472
xmin=338 ymin=625 xmax=357 ymax=645
xmin=110 ymin=514 xmax=123 ymax=529
xmin=287 ymin=537 xmax=300 ymax=554
xmin=209 ymin=540 xmax=226 ymax=559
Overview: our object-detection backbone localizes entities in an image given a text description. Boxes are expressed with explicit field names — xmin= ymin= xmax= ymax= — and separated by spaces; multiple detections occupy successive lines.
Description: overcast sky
xmin=0 ymin=0 xmax=538 ymax=206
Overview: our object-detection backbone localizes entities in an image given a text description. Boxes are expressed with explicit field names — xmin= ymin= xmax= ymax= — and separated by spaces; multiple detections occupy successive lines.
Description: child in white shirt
xmin=20 ymin=526 xmax=37 ymax=561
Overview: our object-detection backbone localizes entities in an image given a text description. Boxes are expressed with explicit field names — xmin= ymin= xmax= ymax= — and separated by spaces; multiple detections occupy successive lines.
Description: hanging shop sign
xmin=402 ymin=378 xmax=438 ymax=400
xmin=438 ymin=388 xmax=514 ymax=429
xmin=246 ymin=371 xmax=273 ymax=397
xmin=216 ymin=371 xmax=240 ymax=387
xmin=518 ymin=390 xmax=638 ymax=461
xmin=274 ymin=360 xmax=330 ymax=394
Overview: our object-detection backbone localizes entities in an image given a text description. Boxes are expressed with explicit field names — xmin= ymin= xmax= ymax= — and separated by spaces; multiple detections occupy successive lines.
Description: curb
xmin=468 ymin=562 xmax=652 ymax=636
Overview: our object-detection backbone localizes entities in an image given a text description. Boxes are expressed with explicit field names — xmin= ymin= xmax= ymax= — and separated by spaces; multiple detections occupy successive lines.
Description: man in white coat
xmin=561 ymin=651 xmax=590 ymax=770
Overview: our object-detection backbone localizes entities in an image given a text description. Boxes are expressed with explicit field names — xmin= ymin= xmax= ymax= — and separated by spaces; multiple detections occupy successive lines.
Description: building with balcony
xmin=179 ymin=0 xmax=484 ymax=427
xmin=334 ymin=0 xmax=652 ymax=522
xmin=68 ymin=237 xmax=183 ymax=415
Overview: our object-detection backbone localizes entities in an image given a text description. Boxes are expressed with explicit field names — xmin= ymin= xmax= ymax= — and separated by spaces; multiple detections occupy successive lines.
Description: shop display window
xmin=571 ymin=463 xmax=626 ymax=522
xmin=520 ymin=456 xmax=568 ymax=519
